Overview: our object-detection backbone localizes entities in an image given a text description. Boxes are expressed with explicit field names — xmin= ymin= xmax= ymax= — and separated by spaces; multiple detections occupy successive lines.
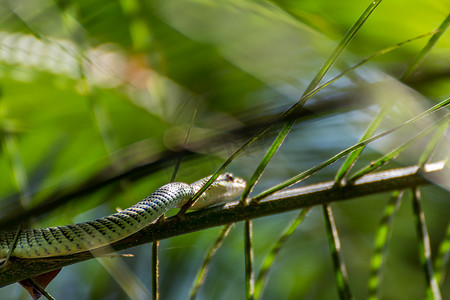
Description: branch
xmin=0 ymin=162 xmax=446 ymax=287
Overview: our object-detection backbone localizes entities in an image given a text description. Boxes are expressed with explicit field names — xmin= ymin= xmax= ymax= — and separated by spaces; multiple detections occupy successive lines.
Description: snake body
xmin=0 ymin=173 xmax=246 ymax=259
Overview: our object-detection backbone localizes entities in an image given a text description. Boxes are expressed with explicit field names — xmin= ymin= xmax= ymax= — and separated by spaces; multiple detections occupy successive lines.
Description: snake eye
xmin=225 ymin=173 xmax=235 ymax=181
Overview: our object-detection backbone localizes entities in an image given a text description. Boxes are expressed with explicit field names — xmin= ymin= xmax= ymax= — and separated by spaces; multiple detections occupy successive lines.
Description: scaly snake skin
xmin=0 ymin=173 xmax=246 ymax=259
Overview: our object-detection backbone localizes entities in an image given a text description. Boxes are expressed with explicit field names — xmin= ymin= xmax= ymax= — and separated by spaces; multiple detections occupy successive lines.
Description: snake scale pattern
xmin=0 ymin=173 xmax=246 ymax=259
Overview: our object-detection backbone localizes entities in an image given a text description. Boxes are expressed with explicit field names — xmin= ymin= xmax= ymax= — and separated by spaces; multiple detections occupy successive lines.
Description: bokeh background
xmin=0 ymin=0 xmax=449 ymax=299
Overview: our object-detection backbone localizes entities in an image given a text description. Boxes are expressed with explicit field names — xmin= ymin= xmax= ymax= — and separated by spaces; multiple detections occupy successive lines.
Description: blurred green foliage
xmin=0 ymin=0 xmax=448 ymax=299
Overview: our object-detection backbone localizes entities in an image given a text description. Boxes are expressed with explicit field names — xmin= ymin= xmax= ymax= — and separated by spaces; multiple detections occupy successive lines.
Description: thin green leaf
xmin=323 ymin=204 xmax=353 ymax=300
xmin=2 ymin=224 xmax=23 ymax=270
xmin=368 ymin=191 xmax=404 ymax=300
xmin=282 ymin=0 xmax=384 ymax=119
xmin=411 ymin=188 xmax=442 ymax=300
xmin=401 ymin=14 xmax=450 ymax=81
xmin=434 ymin=222 xmax=450 ymax=287
xmin=301 ymin=0 xmax=383 ymax=97
xmin=254 ymin=208 xmax=311 ymax=300
xmin=284 ymin=30 xmax=437 ymax=122
xmin=418 ymin=120 xmax=449 ymax=167
xmin=190 ymin=224 xmax=232 ymax=300
xmin=245 ymin=122 xmax=292 ymax=204
xmin=252 ymin=98 xmax=450 ymax=202
xmin=348 ymin=115 xmax=449 ymax=184
xmin=245 ymin=220 xmax=255 ymax=300
xmin=152 ymin=241 xmax=159 ymax=300
xmin=334 ymin=102 xmax=392 ymax=185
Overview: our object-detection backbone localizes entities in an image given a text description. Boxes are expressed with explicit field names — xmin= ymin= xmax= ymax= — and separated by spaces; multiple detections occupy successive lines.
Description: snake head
xmin=189 ymin=173 xmax=246 ymax=210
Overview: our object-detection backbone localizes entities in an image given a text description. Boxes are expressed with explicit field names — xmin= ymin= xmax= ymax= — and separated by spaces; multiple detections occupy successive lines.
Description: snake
xmin=0 ymin=173 xmax=246 ymax=259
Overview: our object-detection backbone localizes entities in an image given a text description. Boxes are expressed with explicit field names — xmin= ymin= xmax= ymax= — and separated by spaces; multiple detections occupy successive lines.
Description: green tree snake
xmin=0 ymin=173 xmax=246 ymax=259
